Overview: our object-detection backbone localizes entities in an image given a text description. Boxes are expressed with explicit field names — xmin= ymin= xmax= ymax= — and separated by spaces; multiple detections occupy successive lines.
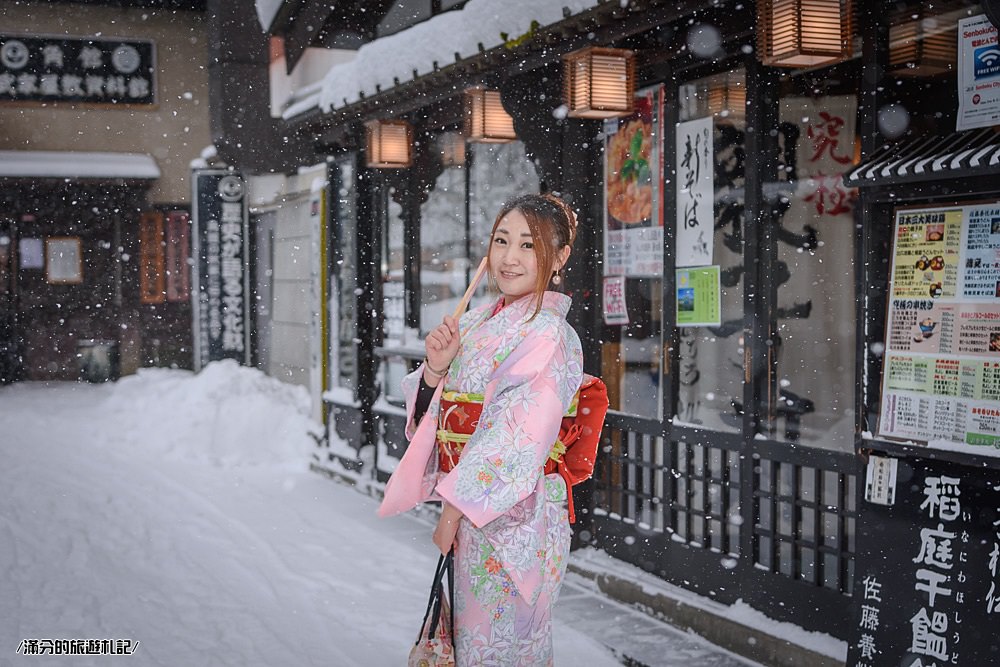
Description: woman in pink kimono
xmin=379 ymin=193 xmax=583 ymax=666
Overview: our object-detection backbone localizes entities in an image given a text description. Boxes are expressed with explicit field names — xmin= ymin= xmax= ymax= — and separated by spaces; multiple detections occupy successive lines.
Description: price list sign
xmin=879 ymin=202 xmax=1000 ymax=453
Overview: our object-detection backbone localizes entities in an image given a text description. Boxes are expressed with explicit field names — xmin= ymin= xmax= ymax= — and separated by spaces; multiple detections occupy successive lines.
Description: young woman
xmin=379 ymin=193 xmax=583 ymax=666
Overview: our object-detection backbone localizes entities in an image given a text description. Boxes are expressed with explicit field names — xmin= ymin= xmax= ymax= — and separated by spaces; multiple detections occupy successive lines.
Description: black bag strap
xmin=416 ymin=550 xmax=454 ymax=645
xmin=447 ymin=547 xmax=455 ymax=642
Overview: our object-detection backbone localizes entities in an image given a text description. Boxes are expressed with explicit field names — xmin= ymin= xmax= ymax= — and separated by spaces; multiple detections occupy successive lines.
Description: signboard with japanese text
xmin=602 ymin=275 xmax=629 ymax=326
xmin=847 ymin=457 xmax=1000 ymax=667
xmin=957 ymin=14 xmax=1000 ymax=132
xmin=675 ymin=116 xmax=714 ymax=268
xmin=778 ymin=95 xmax=858 ymax=222
xmin=603 ymin=85 xmax=664 ymax=278
xmin=878 ymin=202 xmax=1000 ymax=453
xmin=676 ymin=265 xmax=721 ymax=327
xmin=191 ymin=171 xmax=250 ymax=370
xmin=0 ymin=34 xmax=155 ymax=105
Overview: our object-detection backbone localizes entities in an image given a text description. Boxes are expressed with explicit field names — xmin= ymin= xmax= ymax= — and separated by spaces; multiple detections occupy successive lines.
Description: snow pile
xmin=106 ymin=360 xmax=319 ymax=469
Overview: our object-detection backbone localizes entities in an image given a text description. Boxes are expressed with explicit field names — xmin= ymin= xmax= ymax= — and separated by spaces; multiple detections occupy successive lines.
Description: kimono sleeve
xmin=434 ymin=325 xmax=582 ymax=528
xmin=401 ymin=362 xmax=441 ymax=440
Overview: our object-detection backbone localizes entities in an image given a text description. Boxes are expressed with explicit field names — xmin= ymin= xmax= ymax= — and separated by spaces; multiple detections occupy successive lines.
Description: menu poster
xmin=603 ymin=85 xmax=665 ymax=278
xmin=847 ymin=456 xmax=1000 ymax=666
xmin=879 ymin=202 xmax=1000 ymax=453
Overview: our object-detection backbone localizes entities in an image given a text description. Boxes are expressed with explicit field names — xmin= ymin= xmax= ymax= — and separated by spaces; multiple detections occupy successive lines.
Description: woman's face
xmin=490 ymin=209 xmax=539 ymax=304
xmin=490 ymin=208 xmax=571 ymax=305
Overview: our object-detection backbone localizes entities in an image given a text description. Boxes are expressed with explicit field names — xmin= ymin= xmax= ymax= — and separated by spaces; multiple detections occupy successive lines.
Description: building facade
xmin=210 ymin=1 xmax=1000 ymax=663
xmin=0 ymin=0 xmax=211 ymax=381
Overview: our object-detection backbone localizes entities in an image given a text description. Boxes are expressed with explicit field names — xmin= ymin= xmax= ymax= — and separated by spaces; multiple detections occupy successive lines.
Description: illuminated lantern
xmin=365 ymin=119 xmax=412 ymax=168
xmin=757 ymin=0 xmax=853 ymax=68
xmin=888 ymin=8 xmax=956 ymax=76
xmin=708 ymin=73 xmax=747 ymax=122
xmin=463 ymin=87 xmax=517 ymax=143
xmin=562 ymin=46 xmax=636 ymax=119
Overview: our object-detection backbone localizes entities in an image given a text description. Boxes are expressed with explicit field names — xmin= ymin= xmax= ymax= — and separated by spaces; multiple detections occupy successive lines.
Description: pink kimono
xmin=380 ymin=291 xmax=583 ymax=666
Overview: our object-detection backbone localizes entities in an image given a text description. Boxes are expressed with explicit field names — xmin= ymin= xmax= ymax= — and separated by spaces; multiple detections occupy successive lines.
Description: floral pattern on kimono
xmin=379 ymin=291 xmax=583 ymax=666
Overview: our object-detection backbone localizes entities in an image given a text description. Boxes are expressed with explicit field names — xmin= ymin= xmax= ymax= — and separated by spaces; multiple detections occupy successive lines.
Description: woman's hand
xmin=423 ymin=315 xmax=460 ymax=386
xmin=433 ymin=502 xmax=462 ymax=555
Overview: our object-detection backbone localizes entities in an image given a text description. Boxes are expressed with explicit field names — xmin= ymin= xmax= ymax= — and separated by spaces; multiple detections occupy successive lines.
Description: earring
xmin=551 ymin=271 xmax=562 ymax=285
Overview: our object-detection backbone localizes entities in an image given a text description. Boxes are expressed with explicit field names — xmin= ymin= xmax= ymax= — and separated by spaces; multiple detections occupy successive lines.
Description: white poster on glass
xmin=675 ymin=116 xmax=714 ymax=268
xmin=957 ymin=14 xmax=1000 ymax=131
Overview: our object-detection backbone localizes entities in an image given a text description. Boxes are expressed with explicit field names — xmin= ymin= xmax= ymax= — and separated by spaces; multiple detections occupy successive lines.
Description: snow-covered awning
xmin=0 ymin=150 xmax=161 ymax=180
xmin=304 ymin=0 xmax=602 ymax=117
xmin=844 ymin=128 xmax=1000 ymax=188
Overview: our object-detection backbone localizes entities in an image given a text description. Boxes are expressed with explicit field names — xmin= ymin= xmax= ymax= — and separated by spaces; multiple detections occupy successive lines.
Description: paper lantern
xmin=757 ymin=0 xmax=853 ymax=68
xmin=463 ymin=88 xmax=517 ymax=143
xmin=888 ymin=8 xmax=956 ymax=76
xmin=563 ymin=46 xmax=635 ymax=119
xmin=708 ymin=73 xmax=747 ymax=122
xmin=365 ymin=119 xmax=412 ymax=168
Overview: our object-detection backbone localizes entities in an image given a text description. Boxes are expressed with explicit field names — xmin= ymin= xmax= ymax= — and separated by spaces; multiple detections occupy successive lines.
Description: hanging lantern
xmin=365 ymin=119 xmax=412 ymax=168
xmin=707 ymin=73 xmax=747 ymax=122
xmin=463 ymin=88 xmax=517 ymax=143
xmin=888 ymin=8 xmax=956 ymax=76
xmin=437 ymin=132 xmax=466 ymax=167
xmin=562 ymin=46 xmax=635 ymax=119
xmin=757 ymin=0 xmax=853 ymax=68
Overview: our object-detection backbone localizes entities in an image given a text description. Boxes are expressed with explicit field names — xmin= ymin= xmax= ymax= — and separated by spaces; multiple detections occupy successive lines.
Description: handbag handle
xmin=416 ymin=550 xmax=454 ymax=645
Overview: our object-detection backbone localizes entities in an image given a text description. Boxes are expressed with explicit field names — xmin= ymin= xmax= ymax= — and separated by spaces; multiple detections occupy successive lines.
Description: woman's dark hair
xmin=486 ymin=193 xmax=577 ymax=319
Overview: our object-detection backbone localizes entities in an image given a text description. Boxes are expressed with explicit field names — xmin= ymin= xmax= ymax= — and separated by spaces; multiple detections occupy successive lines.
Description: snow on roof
xmin=310 ymin=0 xmax=602 ymax=116
xmin=256 ymin=0 xmax=284 ymax=32
xmin=0 ymin=150 xmax=161 ymax=180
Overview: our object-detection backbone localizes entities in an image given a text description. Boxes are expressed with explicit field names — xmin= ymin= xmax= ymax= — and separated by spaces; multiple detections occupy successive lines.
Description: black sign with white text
xmin=0 ymin=34 xmax=155 ymax=105
xmin=847 ymin=456 xmax=1000 ymax=666
xmin=192 ymin=171 xmax=249 ymax=370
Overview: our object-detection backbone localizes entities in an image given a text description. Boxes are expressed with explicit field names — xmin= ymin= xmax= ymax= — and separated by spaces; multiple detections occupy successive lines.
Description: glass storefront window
xmin=601 ymin=85 xmax=666 ymax=418
xmin=771 ymin=67 xmax=860 ymax=451
xmin=420 ymin=162 xmax=467 ymax=335
xmin=671 ymin=70 xmax=746 ymax=432
xmin=883 ymin=1 xmax=982 ymax=139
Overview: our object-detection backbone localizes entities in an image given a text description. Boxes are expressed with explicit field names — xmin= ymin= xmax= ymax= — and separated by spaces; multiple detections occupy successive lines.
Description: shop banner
xmin=603 ymin=86 xmax=664 ymax=278
xmin=602 ymin=275 xmax=629 ymax=326
xmin=847 ymin=457 xmax=1000 ymax=667
xmin=676 ymin=266 xmax=721 ymax=327
xmin=139 ymin=211 xmax=165 ymax=304
xmin=191 ymin=170 xmax=250 ymax=370
xmin=879 ymin=202 xmax=1000 ymax=452
xmin=0 ymin=34 xmax=156 ymax=105
xmin=675 ymin=116 xmax=714 ymax=268
xmin=957 ymin=14 xmax=1000 ymax=132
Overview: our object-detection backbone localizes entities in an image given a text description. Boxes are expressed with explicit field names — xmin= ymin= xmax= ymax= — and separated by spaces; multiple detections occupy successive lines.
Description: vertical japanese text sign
xmin=675 ymin=116 xmax=714 ymax=268
xmin=848 ymin=458 xmax=1000 ymax=667
xmin=191 ymin=171 xmax=250 ymax=371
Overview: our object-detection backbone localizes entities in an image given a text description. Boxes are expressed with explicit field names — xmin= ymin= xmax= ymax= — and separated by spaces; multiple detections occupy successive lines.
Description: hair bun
xmin=541 ymin=193 xmax=578 ymax=246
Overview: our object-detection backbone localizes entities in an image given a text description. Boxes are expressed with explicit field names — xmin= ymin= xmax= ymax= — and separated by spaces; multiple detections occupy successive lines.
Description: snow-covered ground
xmin=0 ymin=363 xmax=620 ymax=666
xmin=0 ymin=362 xmax=760 ymax=666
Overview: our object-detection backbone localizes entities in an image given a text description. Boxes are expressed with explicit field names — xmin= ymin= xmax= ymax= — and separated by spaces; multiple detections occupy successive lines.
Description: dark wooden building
xmin=209 ymin=1 xmax=1000 ymax=664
